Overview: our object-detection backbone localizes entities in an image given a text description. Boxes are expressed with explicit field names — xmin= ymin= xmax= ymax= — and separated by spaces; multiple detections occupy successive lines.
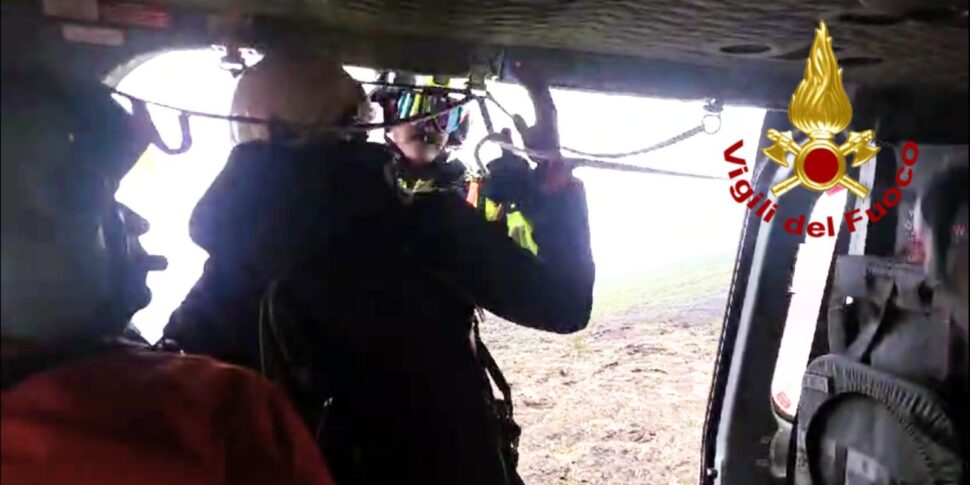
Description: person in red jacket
xmin=0 ymin=71 xmax=336 ymax=485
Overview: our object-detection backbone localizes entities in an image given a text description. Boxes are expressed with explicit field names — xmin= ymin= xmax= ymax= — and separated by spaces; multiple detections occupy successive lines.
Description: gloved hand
xmin=484 ymin=128 xmax=537 ymax=207
xmin=507 ymin=61 xmax=573 ymax=194
xmin=508 ymin=61 xmax=559 ymax=157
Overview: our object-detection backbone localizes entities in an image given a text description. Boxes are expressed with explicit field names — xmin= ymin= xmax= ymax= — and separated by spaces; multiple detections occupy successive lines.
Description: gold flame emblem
xmin=763 ymin=21 xmax=879 ymax=199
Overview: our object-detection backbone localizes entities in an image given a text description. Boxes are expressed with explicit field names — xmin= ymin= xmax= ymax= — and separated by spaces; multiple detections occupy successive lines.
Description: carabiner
xmin=702 ymin=98 xmax=723 ymax=135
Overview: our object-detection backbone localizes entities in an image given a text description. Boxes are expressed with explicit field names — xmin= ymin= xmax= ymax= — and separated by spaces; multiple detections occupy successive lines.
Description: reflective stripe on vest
xmin=506 ymin=210 xmax=538 ymax=255
xmin=398 ymin=178 xmax=439 ymax=195
xmin=484 ymin=198 xmax=503 ymax=222
xmin=465 ymin=180 xmax=539 ymax=255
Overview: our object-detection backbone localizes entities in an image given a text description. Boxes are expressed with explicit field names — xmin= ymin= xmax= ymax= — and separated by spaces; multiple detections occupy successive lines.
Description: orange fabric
xmin=1 ymin=347 xmax=336 ymax=485
xmin=466 ymin=179 xmax=480 ymax=207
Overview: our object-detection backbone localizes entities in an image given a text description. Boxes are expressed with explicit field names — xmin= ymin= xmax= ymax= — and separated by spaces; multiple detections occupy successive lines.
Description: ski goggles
xmin=377 ymin=87 xmax=465 ymax=134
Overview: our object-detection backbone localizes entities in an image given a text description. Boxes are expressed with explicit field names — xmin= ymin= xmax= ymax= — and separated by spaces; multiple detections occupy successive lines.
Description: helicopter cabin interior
xmin=1 ymin=0 xmax=967 ymax=483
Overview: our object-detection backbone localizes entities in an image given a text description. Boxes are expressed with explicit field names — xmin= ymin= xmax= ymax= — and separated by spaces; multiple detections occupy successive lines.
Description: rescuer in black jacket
xmin=163 ymin=52 xmax=594 ymax=485
xmin=373 ymin=70 xmax=552 ymax=256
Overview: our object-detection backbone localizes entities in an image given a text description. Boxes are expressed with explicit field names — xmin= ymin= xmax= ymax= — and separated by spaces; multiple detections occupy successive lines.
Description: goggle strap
xmin=388 ymin=88 xmax=462 ymax=130
xmin=446 ymin=106 xmax=462 ymax=133
xmin=410 ymin=93 xmax=424 ymax=118
xmin=397 ymin=92 xmax=413 ymax=119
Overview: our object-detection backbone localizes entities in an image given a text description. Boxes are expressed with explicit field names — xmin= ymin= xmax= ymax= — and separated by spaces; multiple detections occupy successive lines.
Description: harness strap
xmin=472 ymin=317 xmax=515 ymax=409
xmin=471 ymin=312 xmax=524 ymax=485
xmin=845 ymin=277 xmax=897 ymax=363
xmin=258 ymin=278 xmax=322 ymax=395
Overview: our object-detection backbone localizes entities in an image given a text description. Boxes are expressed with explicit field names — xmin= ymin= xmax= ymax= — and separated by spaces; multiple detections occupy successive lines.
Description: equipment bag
xmin=794 ymin=255 xmax=968 ymax=485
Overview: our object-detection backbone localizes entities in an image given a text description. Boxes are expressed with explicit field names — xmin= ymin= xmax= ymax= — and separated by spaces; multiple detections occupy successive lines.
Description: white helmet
xmin=230 ymin=51 xmax=369 ymax=144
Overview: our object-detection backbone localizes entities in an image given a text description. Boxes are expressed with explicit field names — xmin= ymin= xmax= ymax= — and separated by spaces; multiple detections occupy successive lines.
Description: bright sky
xmin=115 ymin=48 xmax=766 ymax=343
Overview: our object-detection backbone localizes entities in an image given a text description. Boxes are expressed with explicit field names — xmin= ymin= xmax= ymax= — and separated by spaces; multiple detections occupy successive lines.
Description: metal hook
xmin=131 ymin=99 xmax=193 ymax=155
xmin=702 ymin=114 xmax=722 ymax=135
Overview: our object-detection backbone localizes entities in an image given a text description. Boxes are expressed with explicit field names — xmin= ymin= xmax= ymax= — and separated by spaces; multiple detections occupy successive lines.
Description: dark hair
xmin=919 ymin=163 xmax=969 ymax=277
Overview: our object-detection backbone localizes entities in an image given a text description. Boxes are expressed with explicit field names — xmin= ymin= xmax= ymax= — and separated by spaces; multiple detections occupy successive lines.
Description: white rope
xmin=112 ymin=81 xmax=732 ymax=179
xmin=109 ymin=87 xmax=476 ymax=133
xmin=485 ymin=92 xmax=723 ymax=161
xmin=561 ymin=124 xmax=706 ymax=159
xmin=486 ymin=139 xmax=727 ymax=181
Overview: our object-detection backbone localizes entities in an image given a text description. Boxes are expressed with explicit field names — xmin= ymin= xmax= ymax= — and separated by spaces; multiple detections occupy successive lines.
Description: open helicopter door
xmin=699 ymin=88 xmax=968 ymax=484
xmin=697 ymin=106 xmax=855 ymax=484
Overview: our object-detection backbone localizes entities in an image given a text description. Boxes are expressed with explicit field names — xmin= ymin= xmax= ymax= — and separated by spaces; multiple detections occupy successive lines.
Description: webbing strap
xmin=259 ymin=279 xmax=321 ymax=392
xmin=845 ymin=278 xmax=896 ymax=363
xmin=471 ymin=313 xmax=524 ymax=485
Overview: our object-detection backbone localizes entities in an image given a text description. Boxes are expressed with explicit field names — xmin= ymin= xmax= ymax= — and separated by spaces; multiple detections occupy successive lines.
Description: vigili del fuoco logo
xmin=723 ymin=21 xmax=919 ymax=238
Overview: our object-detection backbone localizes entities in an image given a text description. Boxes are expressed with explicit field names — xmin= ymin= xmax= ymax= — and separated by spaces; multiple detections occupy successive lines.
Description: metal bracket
xmin=219 ymin=45 xmax=247 ymax=78
xmin=468 ymin=46 xmax=505 ymax=90
xmin=704 ymin=97 xmax=724 ymax=114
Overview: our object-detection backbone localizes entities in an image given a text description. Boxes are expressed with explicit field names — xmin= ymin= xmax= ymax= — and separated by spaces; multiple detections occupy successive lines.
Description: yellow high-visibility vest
xmin=466 ymin=178 xmax=539 ymax=256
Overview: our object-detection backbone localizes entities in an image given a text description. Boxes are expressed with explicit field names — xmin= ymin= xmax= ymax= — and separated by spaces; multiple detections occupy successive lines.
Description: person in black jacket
xmin=164 ymin=51 xmax=594 ymax=485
